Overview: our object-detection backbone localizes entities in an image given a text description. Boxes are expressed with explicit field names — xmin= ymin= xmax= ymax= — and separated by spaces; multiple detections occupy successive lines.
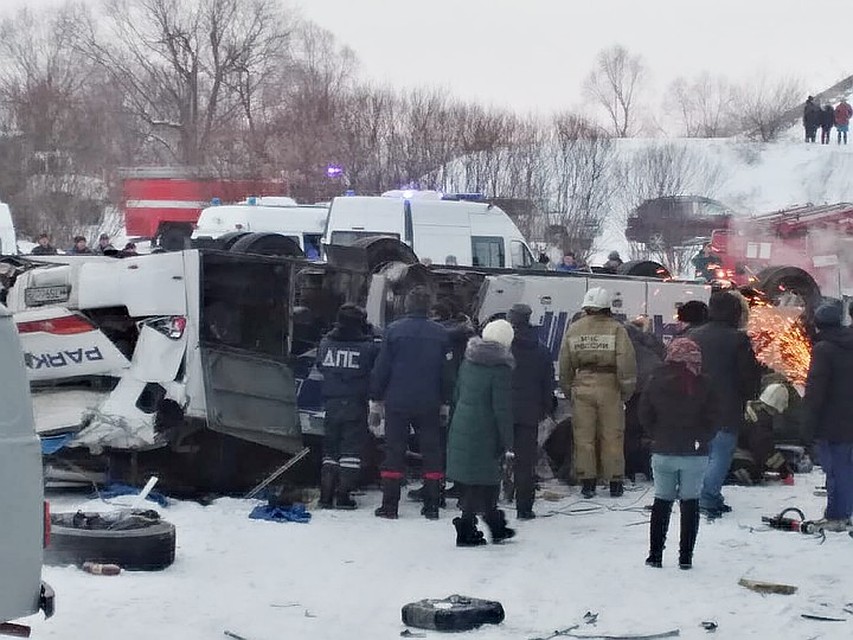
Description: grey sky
xmin=297 ymin=0 xmax=850 ymax=115
xmin=5 ymin=0 xmax=849 ymax=116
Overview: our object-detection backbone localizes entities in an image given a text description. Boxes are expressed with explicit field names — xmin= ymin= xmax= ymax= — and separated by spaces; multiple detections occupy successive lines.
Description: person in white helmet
xmin=559 ymin=287 xmax=637 ymax=499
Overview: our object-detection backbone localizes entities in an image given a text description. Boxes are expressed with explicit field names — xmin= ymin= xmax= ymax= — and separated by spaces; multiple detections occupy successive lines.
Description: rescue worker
xmin=508 ymin=303 xmax=555 ymax=519
xmin=371 ymin=286 xmax=454 ymax=520
xmin=407 ymin=300 xmax=474 ymax=504
xmin=447 ymin=319 xmax=516 ymax=546
xmin=316 ymin=304 xmax=379 ymax=509
xmin=689 ymin=291 xmax=761 ymax=518
xmin=602 ymin=251 xmax=624 ymax=273
xmin=559 ymin=287 xmax=637 ymax=499
xmin=803 ymin=299 xmax=853 ymax=531
xmin=734 ymin=382 xmax=793 ymax=485
xmin=690 ymin=244 xmax=721 ymax=283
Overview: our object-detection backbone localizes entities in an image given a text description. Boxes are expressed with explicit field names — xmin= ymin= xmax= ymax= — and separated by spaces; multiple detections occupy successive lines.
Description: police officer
xmin=559 ymin=287 xmax=637 ymax=499
xmin=508 ymin=303 xmax=555 ymax=519
xmin=316 ymin=303 xmax=379 ymax=509
xmin=371 ymin=286 xmax=454 ymax=520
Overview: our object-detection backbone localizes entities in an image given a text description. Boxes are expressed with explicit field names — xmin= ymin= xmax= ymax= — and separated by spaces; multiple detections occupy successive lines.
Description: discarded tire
xmin=402 ymin=594 xmax=505 ymax=631
xmin=45 ymin=511 xmax=176 ymax=571
xmin=229 ymin=232 xmax=304 ymax=257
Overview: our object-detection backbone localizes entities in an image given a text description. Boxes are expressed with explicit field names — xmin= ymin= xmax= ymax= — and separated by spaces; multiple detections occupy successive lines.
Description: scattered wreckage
xmin=0 ymin=235 xmax=818 ymax=494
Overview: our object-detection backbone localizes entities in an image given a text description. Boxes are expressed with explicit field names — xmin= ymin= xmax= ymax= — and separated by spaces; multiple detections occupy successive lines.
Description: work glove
xmin=440 ymin=404 xmax=451 ymax=428
xmin=744 ymin=402 xmax=758 ymax=424
xmin=368 ymin=401 xmax=385 ymax=437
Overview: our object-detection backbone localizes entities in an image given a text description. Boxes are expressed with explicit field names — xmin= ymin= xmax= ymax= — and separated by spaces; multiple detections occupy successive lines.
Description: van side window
xmin=471 ymin=236 xmax=504 ymax=268
xmin=511 ymin=241 xmax=534 ymax=268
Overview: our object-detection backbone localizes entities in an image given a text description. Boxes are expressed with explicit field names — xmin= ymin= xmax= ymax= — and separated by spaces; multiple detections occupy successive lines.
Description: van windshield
xmin=330 ymin=231 xmax=400 ymax=246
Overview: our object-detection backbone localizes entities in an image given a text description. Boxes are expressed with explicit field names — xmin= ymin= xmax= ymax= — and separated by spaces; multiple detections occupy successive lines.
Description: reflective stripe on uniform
xmin=322 ymin=458 xmax=340 ymax=467
xmin=339 ymin=456 xmax=361 ymax=469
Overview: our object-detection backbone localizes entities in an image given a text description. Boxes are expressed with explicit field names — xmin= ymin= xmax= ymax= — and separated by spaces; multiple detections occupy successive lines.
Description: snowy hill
xmin=594 ymin=139 xmax=853 ymax=264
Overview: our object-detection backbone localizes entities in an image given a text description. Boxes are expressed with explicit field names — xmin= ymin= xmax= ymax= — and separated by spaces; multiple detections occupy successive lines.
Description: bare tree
xmin=72 ymin=0 xmax=292 ymax=166
xmin=546 ymin=114 xmax=615 ymax=260
xmin=617 ymin=143 xmax=729 ymax=274
xmin=730 ymin=75 xmax=802 ymax=142
xmin=583 ymin=45 xmax=646 ymax=138
xmin=665 ymin=72 xmax=735 ymax=138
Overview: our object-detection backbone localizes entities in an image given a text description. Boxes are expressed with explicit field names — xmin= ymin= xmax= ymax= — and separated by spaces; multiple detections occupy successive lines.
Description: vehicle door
xmin=197 ymin=251 xmax=301 ymax=453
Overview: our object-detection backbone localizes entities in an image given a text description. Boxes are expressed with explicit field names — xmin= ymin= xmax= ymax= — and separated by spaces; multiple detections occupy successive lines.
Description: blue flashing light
xmin=326 ymin=164 xmax=344 ymax=179
xmin=344 ymin=189 xmax=356 ymax=196
xmin=247 ymin=196 xmax=258 ymax=206
xmin=211 ymin=197 xmax=222 ymax=206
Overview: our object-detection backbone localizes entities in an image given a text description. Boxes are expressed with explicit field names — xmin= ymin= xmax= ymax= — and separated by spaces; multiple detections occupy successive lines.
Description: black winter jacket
xmin=821 ymin=105 xmax=836 ymax=129
xmin=803 ymin=327 xmax=853 ymax=443
xmin=639 ymin=363 xmax=718 ymax=456
xmin=510 ymin=324 xmax=555 ymax=426
xmin=624 ymin=323 xmax=665 ymax=394
xmin=688 ymin=321 xmax=761 ymax=431
xmin=370 ymin=312 xmax=454 ymax=410
xmin=316 ymin=327 xmax=379 ymax=399
xmin=440 ymin=315 xmax=475 ymax=375
xmin=803 ymin=100 xmax=822 ymax=128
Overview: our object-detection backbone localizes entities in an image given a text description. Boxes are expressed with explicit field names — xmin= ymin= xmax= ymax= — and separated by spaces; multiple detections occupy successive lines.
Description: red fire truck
xmin=708 ymin=202 xmax=853 ymax=304
xmin=121 ymin=167 xmax=286 ymax=249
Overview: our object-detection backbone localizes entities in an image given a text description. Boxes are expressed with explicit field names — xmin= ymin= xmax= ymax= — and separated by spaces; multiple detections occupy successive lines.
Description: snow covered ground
xmin=26 ymin=472 xmax=853 ymax=640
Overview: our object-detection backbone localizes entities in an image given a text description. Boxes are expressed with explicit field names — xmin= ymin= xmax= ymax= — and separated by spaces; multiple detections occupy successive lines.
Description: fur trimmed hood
xmin=464 ymin=337 xmax=514 ymax=368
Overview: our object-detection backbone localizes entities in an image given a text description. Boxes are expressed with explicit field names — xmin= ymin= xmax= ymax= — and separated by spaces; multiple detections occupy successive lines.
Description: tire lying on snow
xmin=45 ymin=511 xmax=176 ymax=571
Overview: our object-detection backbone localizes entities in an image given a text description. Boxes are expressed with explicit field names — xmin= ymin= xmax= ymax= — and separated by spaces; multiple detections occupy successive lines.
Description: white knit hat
xmin=760 ymin=383 xmax=789 ymax=414
xmin=481 ymin=319 xmax=515 ymax=348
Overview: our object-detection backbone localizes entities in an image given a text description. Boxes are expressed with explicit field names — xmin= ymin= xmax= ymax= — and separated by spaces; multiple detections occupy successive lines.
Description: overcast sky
xmin=6 ymin=0 xmax=850 ymax=116
xmin=296 ymin=0 xmax=851 ymax=115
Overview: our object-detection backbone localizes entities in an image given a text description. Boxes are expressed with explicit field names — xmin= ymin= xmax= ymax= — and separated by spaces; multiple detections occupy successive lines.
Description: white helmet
xmin=760 ymin=383 xmax=789 ymax=414
xmin=582 ymin=287 xmax=612 ymax=311
xmin=481 ymin=318 xmax=515 ymax=348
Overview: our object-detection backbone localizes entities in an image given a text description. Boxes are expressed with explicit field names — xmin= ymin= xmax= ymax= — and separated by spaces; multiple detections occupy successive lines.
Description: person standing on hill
xmin=803 ymin=96 xmax=821 ymax=143
xmin=820 ymin=104 xmax=835 ymax=144
xmin=835 ymin=99 xmax=853 ymax=144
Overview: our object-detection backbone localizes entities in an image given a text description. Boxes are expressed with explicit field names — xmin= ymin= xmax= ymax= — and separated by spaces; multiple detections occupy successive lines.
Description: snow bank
xmin=30 ymin=474 xmax=853 ymax=640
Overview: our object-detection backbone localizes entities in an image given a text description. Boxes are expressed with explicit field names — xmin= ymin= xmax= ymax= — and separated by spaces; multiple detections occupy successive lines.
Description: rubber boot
xmin=484 ymin=509 xmax=516 ymax=544
xmin=374 ymin=478 xmax=401 ymax=519
xmin=420 ymin=479 xmax=441 ymax=520
xmin=452 ymin=516 xmax=487 ymax=547
xmin=679 ymin=499 xmax=700 ymax=569
xmin=581 ymin=479 xmax=596 ymax=499
xmin=319 ymin=463 xmax=337 ymax=509
xmin=335 ymin=465 xmax=359 ymax=510
xmin=645 ymin=498 xmax=673 ymax=568
xmin=610 ymin=480 xmax=624 ymax=498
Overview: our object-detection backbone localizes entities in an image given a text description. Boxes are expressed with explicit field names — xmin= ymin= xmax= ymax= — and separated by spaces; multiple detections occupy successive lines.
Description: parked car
xmin=0 ymin=302 xmax=54 ymax=632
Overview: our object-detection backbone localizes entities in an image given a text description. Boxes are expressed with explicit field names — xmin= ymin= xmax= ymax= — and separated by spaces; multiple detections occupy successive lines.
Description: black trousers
xmin=323 ymin=397 xmax=368 ymax=466
xmin=381 ymin=407 xmax=443 ymax=480
xmin=461 ymin=484 xmax=500 ymax=518
xmin=513 ymin=423 xmax=537 ymax=512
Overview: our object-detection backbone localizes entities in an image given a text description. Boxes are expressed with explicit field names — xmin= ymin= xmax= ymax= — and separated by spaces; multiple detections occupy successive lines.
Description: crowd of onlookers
xmin=803 ymin=96 xmax=853 ymax=144
xmin=314 ymin=279 xmax=853 ymax=569
xmin=30 ymin=232 xmax=138 ymax=257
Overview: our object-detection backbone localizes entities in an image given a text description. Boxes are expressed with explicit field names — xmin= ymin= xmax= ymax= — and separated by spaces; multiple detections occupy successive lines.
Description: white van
xmin=192 ymin=198 xmax=329 ymax=258
xmin=0 ymin=202 xmax=18 ymax=256
xmin=0 ymin=303 xmax=54 ymax=630
xmin=323 ymin=191 xmax=535 ymax=268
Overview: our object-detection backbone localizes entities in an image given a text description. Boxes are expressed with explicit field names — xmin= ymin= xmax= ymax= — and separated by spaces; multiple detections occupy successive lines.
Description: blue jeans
xmin=699 ymin=430 xmax=738 ymax=511
xmin=818 ymin=441 xmax=853 ymax=521
xmin=652 ymin=454 xmax=708 ymax=501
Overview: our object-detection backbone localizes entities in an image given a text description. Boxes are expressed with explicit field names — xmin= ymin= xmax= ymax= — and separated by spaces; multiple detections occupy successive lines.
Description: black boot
xmin=484 ymin=509 xmax=516 ymax=544
xmin=335 ymin=464 xmax=359 ymax=510
xmin=645 ymin=498 xmax=673 ymax=568
xmin=421 ymin=479 xmax=441 ymax=520
xmin=581 ymin=479 xmax=596 ymax=499
xmin=319 ymin=463 xmax=337 ymax=509
xmin=679 ymin=499 xmax=700 ymax=569
xmin=452 ymin=516 xmax=487 ymax=547
xmin=610 ymin=480 xmax=624 ymax=498
xmin=374 ymin=478 xmax=401 ymax=519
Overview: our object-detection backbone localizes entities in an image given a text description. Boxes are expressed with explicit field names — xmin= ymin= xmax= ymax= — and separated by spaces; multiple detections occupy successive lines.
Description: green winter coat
xmin=446 ymin=338 xmax=514 ymax=486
